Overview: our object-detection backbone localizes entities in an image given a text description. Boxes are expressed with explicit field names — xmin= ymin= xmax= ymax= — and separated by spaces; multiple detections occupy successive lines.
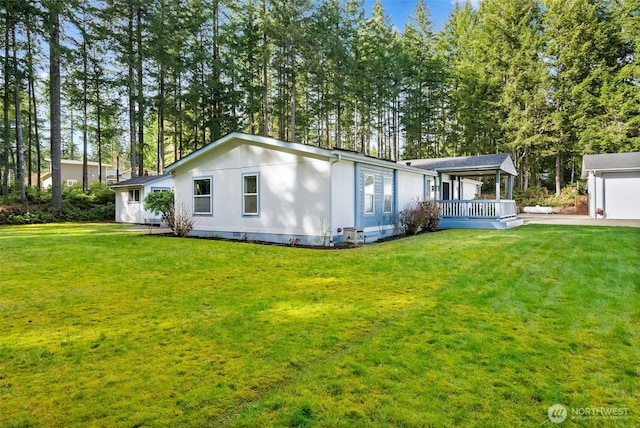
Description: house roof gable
xmin=581 ymin=152 xmax=640 ymax=178
xmin=165 ymin=132 xmax=436 ymax=176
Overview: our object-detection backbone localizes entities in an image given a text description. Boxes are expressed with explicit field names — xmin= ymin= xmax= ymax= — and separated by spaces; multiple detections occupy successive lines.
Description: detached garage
xmin=582 ymin=152 xmax=640 ymax=219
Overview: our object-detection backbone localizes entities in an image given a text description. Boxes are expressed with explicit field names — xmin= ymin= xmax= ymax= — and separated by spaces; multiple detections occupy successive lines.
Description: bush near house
xmin=400 ymin=200 xmax=440 ymax=235
xmin=513 ymin=184 xmax=587 ymax=213
xmin=0 ymin=182 xmax=115 ymax=225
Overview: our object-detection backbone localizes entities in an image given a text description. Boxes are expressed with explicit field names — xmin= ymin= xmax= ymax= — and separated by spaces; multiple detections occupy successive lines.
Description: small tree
xmin=144 ymin=191 xmax=175 ymax=229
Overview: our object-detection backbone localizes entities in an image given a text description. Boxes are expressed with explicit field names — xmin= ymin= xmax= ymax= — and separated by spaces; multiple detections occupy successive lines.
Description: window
xmin=152 ymin=187 xmax=170 ymax=193
xmin=243 ymin=174 xmax=259 ymax=216
xmin=364 ymin=174 xmax=374 ymax=215
xmin=383 ymin=176 xmax=393 ymax=213
xmin=193 ymin=177 xmax=212 ymax=215
xmin=128 ymin=189 xmax=140 ymax=203
xmin=66 ymin=179 xmax=77 ymax=186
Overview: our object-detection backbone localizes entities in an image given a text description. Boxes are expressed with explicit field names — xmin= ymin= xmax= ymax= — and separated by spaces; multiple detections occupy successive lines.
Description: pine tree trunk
xmin=13 ymin=27 xmax=27 ymax=206
xmin=2 ymin=20 xmax=11 ymax=196
xmin=555 ymin=151 xmax=563 ymax=195
xmin=95 ymin=69 xmax=103 ymax=182
xmin=128 ymin=7 xmax=137 ymax=177
xmin=82 ymin=37 xmax=89 ymax=191
xmin=50 ymin=2 xmax=62 ymax=209
xmin=31 ymin=63 xmax=41 ymax=192
xmin=261 ymin=0 xmax=269 ymax=137
xmin=136 ymin=6 xmax=144 ymax=176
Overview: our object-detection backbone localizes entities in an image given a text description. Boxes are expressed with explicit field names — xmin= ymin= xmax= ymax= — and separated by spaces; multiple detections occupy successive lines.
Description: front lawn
xmin=1 ymin=224 xmax=638 ymax=426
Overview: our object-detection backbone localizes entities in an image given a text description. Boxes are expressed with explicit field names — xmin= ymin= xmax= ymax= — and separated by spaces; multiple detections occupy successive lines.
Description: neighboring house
xmin=41 ymin=159 xmax=110 ymax=188
xmin=581 ymin=152 xmax=640 ymax=219
xmin=165 ymin=132 xmax=438 ymax=245
xmin=111 ymin=175 xmax=175 ymax=225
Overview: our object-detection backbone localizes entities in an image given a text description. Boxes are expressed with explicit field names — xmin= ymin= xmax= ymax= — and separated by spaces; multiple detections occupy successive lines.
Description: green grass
xmin=1 ymin=224 xmax=638 ymax=427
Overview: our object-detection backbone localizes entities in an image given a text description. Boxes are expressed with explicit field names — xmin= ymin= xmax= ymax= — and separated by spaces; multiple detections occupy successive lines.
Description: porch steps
xmin=438 ymin=216 xmax=524 ymax=230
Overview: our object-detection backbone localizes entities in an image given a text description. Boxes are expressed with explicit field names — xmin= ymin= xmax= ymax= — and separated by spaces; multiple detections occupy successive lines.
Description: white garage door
xmin=604 ymin=173 xmax=640 ymax=219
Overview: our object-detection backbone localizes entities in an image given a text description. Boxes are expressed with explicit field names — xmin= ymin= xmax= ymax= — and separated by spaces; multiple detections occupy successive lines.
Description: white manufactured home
xmin=111 ymin=175 xmax=175 ymax=225
xmin=165 ymin=132 xmax=438 ymax=245
xmin=582 ymin=152 xmax=640 ymax=220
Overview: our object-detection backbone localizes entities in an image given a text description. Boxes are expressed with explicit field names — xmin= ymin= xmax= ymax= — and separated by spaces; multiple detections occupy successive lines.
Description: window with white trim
xmin=243 ymin=174 xmax=259 ymax=216
xmin=128 ymin=189 xmax=140 ymax=203
xmin=383 ymin=176 xmax=393 ymax=213
xmin=193 ymin=177 xmax=212 ymax=215
xmin=364 ymin=174 xmax=374 ymax=215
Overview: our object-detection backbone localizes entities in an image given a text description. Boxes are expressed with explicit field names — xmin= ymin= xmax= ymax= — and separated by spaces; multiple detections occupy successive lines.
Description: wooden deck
xmin=437 ymin=200 xmax=523 ymax=230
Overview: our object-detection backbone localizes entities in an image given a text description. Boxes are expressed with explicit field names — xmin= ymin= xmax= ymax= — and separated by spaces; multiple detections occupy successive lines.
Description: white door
xmin=604 ymin=173 xmax=640 ymax=219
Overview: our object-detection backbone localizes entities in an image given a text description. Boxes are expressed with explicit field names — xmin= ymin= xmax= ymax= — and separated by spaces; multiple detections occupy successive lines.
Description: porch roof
xmin=403 ymin=153 xmax=518 ymax=177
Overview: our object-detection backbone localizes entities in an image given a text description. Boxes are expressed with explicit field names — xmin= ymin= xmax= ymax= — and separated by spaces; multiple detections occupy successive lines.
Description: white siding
xmin=115 ymin=188 xmax=144 ymax=223
xmin=331 ymin=160 xmax=355 ymax=236
xmin=173 ymin=142 xmax=332 ymax=240
xmin=461 ymin=179 xmax=482 ymax=200
xmin=397 ymin=170 xmax=427 ymax=210
xmin=588 ymin=173 xmax=604 ymax=218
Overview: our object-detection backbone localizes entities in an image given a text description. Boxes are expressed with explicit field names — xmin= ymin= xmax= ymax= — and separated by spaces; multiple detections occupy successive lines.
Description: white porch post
xmin=495 ymin=171 xmax=501 ymax=202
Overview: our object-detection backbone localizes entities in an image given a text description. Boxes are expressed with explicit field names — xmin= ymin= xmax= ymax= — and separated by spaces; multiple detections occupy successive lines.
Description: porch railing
xmin=438 ymin=200 xmax=517 ymax=220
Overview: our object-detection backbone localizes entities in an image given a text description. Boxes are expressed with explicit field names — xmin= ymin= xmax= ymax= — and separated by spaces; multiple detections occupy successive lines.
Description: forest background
xmin=0 ymin=0 xmax=638 ymax=208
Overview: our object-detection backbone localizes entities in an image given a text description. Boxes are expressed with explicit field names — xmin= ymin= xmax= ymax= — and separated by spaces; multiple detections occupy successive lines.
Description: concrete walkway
xmin=519 ymin=214 xmax=640 ymax=228
xmin=124 ymin=224 xmax=173 ymax=234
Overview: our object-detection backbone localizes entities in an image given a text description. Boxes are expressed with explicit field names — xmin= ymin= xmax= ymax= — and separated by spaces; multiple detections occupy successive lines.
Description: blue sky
xmin=364 ymin=0 xmax=482 ymax=31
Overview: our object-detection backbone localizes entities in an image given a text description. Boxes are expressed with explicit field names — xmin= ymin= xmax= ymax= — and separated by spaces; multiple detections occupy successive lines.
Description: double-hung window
xmin=128 ymin=189 xmax=140 ymax=203
xmin=243 ymin=174 xmax=259 ymax=216
xmin=383 ymin=176 xmax=393 ymax=213
xmin=193 ymin=177 xmax=212 ymax=215
xmin=364 ymin=174 xmax=375 ymax=215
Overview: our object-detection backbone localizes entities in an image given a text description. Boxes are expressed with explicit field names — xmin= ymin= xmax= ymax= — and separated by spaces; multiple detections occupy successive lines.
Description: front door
xmin=442 ymin=182 xmax=450 ymax=200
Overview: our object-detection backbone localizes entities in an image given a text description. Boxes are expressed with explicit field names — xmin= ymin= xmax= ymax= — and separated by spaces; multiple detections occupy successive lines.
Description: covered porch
xmin=406 ymin=153 xmax=524 ymax=230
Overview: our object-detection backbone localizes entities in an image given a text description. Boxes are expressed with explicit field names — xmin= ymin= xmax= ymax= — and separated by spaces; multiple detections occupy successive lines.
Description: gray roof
xmin=109 ymin=174 xmax=173 ymax=188
xmin=403 ymin=153 xmax=518 ymax=176
xmin=581 ymin=152 xmax=640 ymax=178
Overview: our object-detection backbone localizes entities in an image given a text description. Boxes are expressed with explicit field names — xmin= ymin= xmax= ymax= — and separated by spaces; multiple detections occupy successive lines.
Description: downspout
xmin=601 ymin=173 xmax=606 ymax=219
xmin=328 ymin=153 xmax=342 ymax=245
xmin=591 ymin=171 xmax=597 ymax=218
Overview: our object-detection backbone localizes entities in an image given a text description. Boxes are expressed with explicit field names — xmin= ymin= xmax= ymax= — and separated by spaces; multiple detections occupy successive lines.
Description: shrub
xmin=420 ymin=200 xmax=440 ymax=232
xmin=144 ymin=191 xmax=175 ymax=227
xmin=173 ymin=202 xmax=195 ymax=237
xmin=88 ymin=182 xmax=116 ymax=205
xmin=0 ymin=183 xmax=115 ymax=225
xmin=399 ymin=202 xmax=422 ymax=236
xmin=400 ymin=200 xmax=441 ymax=235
